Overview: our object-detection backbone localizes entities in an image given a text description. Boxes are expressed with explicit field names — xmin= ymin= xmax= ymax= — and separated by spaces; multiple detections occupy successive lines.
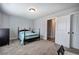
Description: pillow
xmin=32 ymin=30 xmax=35 ymax=33
xmin=25 ymin=31 xmax=32 ymax=33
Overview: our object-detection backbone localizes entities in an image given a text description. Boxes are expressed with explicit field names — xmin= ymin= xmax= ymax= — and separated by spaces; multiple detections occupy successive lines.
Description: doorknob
xmin=72 ymin=32 xmax=74 ymax=34
xmin=68 ymin=32 xmax=74 ymax=34
xmin=68 ymin=32 xmax=70 ymax=34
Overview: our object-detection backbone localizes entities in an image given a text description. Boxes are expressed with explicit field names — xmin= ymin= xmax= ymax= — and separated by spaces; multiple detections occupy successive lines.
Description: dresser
xmin=0 ymin=29 xmax=9 ymax=46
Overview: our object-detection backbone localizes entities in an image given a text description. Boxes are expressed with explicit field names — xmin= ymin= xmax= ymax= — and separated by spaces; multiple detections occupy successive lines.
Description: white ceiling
xmin=1 ymin=3 xmax=79 ymax=20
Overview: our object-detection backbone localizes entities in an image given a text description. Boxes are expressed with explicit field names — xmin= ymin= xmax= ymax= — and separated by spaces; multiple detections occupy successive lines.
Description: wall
xmin=34 ymin=17 xmax=47 ymax=40
xmin=0 ymin=12 xmax=34 ymax=40
xmin=34 ymin=6 xmax=79 ymax=40
xmin=0 ymin=12 xmax=3 ymax=28
xmin=9 ymin=16 xmax=34 ymax=39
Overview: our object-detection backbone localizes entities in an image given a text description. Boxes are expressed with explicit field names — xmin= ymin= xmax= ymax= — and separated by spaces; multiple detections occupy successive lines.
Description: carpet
xmin=0 ymin=39 xmax=77 ymax=55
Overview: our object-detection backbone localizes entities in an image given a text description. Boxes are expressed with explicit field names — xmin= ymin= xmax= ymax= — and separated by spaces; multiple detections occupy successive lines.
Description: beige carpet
xmin=0 ymin=39 xmax=77 ymax=55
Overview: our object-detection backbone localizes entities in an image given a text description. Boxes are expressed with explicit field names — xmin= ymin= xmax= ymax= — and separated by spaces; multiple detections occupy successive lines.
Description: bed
xmin=18 ymin=27 xmax=40 ymax=45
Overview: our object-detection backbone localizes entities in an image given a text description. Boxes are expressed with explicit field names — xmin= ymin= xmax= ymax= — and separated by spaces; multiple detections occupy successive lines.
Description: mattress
xmin=19 ymin=31 xmax=39 ymax=45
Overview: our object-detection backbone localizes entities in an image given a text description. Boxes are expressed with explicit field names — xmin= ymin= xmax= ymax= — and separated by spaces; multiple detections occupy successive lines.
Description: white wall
xmin=0 ymin=12 xmax=3 ymax=28
xmin=9 ymin=16 xmax=34 ymax=39
xmin=0 ymin=12 xmax=34 ymax=40
xmin=34 ymin=17 xmax=47 ymax=40
xmin=1 ymin=13 xmax=10 ymax=28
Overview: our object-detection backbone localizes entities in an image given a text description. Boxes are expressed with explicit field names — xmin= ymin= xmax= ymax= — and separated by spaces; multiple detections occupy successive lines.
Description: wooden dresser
xmin=0 ymin=29 xmax=9 ymax=46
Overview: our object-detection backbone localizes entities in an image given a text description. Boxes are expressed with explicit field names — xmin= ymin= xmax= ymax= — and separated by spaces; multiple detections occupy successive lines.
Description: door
xmin=71 ymin=14 xmax=79 ymax=49
xmin=55 ymin=15 xmax=71 ymax=48
xmin=47 ymin=19 xmax=56 ymax=42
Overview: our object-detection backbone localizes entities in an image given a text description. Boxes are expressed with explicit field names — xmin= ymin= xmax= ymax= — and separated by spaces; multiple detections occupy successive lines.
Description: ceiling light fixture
xmin=28 ymin=8 xmax=36 ymax=12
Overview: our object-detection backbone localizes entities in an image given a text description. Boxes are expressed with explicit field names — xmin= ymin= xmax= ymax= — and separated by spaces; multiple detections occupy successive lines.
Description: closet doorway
xmin=47 ymin=19 xmax=56 ymax=42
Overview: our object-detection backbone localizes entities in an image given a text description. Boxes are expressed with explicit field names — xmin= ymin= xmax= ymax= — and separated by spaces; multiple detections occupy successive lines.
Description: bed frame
xmin=18 ymin=27 xmax=40 ymax=44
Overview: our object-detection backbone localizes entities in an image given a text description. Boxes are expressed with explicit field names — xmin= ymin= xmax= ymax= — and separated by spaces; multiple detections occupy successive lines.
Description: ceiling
xmin=0 ymin=3 xmax=79 ymax=20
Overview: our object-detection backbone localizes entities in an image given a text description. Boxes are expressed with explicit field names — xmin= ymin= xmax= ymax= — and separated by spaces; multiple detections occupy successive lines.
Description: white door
xmin=55 ymin=15 xmax=71 ymax=48
xmin=71 ymin=13 xmax=79 ymax=49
